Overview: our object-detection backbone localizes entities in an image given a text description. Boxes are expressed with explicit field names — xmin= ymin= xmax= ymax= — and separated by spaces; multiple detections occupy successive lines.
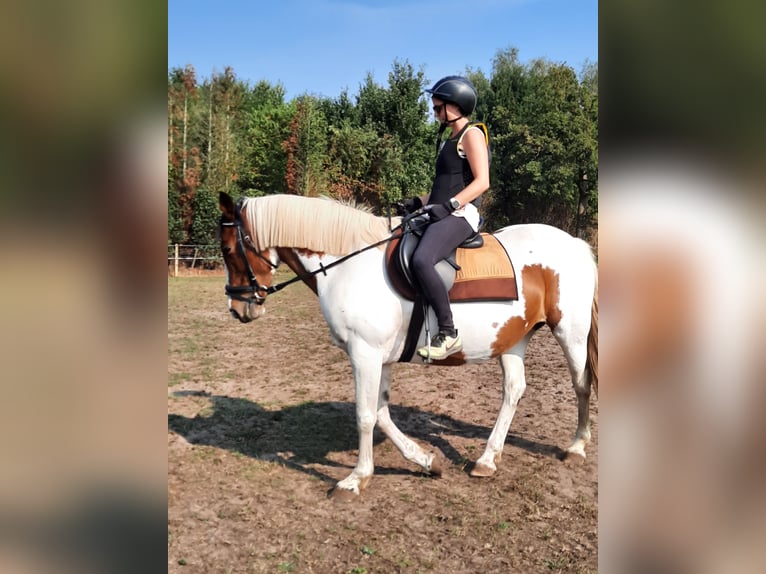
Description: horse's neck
xmin=275 ymin=247 xmax=340 ymax=295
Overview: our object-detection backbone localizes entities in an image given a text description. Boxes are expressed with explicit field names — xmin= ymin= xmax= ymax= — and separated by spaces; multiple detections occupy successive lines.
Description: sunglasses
xmin=432 ymin=104 xmax=445 ymax=114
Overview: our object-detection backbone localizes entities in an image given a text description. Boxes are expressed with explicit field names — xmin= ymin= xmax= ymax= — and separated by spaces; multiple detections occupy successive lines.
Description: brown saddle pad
xmin=385 ymin=232 xmax=518 ymax=302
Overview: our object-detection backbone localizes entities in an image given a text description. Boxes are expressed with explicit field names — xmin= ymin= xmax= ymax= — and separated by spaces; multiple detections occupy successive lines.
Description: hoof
xmin=469 ymin=462 xmax=496 ymax=478
xmin=428 ymin=451 xmax=448 ymax=478
xmin=328 ymin=487 xmax=358 ymax=502
xmin=560 ymin=450 xmax=586 ymax=465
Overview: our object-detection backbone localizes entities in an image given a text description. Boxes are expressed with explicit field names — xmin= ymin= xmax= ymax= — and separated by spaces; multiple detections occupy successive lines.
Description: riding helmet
xmin=426 ymin=76 xmax=478 ymax=116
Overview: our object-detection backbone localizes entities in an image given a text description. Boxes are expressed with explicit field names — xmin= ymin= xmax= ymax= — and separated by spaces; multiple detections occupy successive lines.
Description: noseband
xmin=220 ymin=198 xmax=278 ymax=305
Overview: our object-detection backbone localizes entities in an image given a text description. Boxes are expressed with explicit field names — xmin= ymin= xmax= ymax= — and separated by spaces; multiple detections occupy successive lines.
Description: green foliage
xmin=167 ymin=187 xmax=185 ymax=244
xmin=189 ymin=189 xmax=220 ymax=245
xmin=239 ymin=82 xmax=292 ymax=195
xmin=483 ymin=50 xmax=598 ymax=233
xmin=167 ymin=50 xmax=598 ymax=244
xmin=284 ymin=96 xmax=329 ymax=196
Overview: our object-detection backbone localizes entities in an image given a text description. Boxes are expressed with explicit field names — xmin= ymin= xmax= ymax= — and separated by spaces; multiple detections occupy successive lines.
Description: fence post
xmin=174 ymin=244 xmax=179 ymax=277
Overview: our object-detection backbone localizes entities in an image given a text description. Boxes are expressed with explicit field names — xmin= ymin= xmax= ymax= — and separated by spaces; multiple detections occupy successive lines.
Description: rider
xmin=401 ymin=76 xmax=491 ymax=360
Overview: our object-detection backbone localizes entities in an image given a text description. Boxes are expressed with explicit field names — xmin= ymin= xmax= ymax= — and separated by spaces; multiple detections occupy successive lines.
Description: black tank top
xmin=429 ymin=122 xmax=488 ymax=208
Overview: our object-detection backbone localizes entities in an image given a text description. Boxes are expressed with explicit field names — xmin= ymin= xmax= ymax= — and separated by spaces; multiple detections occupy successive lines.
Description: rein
xmin=222 ymin=200 xmax=420 ymax=305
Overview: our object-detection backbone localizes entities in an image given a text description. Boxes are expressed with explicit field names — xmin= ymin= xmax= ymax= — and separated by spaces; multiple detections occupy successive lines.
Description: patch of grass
xmin=277 ymin=561 xmax=294 ymax=572
xmin=168 ymin=372 xmax=192 ymax=387
xmin=347 ymin=568 xmax=367 ymax=574
xmin=191 ymin=446 xmax=220 ymax=462
xmin=361 ymin=545 xmax=375 ymax=556
xmin=497 ymin=521 xmax=511 ymax=531
xmin=179 ymin=336 xmax=203 ymax=355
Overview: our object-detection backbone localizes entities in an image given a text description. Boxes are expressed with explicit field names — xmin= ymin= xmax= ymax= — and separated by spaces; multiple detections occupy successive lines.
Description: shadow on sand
xmin=168 ymin=393 xmax=565 ymax=486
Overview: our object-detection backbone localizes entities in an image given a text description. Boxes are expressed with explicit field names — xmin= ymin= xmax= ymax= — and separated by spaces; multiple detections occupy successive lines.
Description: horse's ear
xmin=219 ymin=192 xmax=235 ymax=219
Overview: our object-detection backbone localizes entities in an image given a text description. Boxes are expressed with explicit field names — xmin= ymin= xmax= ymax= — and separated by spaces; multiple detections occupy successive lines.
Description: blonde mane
xmin=242 ymin=195 xmax=394 ymax=255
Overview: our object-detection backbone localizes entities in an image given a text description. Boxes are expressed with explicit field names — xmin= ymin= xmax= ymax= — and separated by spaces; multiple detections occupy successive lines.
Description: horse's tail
xmin=587 ymin=265 xmax=599 ymax=396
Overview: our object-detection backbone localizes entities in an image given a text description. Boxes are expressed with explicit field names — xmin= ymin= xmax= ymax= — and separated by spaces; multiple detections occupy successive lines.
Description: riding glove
xmin=396 ymin=196 xmax=422 ymax=215
xmin=425 ymin=202 xmax=453 ymax=222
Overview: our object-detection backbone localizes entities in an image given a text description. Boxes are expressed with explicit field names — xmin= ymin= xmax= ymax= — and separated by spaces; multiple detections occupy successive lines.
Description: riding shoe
xmin=417 ymin=330 xmax=463 ymax=360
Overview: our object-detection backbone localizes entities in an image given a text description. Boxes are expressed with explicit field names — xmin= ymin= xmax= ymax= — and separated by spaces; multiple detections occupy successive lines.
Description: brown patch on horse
xmin=541 ymin=265 xmax=562 ymax=327
xmin=276 ymin=247 xmax=318 ymax=294
xmin=490 ymin=264 xmax=562 ymax=357
xmin=490 ymin=316 xmax=528 ymax=358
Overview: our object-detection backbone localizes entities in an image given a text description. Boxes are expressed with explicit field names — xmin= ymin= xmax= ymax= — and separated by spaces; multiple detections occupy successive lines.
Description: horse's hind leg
xmin=471 ymin=339 xmax=531 ymax=477
xmin=552 ymin=326 xmax=592 ymax=459
xmin=375 ymin=364 xmax=444 ymax=476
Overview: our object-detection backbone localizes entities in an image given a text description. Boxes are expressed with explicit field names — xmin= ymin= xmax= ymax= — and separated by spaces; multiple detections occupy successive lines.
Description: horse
xmin=217 ymin=192 xmax=598 ymax=500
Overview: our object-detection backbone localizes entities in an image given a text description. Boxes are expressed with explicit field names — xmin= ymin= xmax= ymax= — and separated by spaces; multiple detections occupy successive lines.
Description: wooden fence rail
xmin=167 ymin=244 xmax=222 ymax=277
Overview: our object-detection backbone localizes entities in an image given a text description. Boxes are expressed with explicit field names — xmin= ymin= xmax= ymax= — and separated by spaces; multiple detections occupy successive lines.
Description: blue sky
xmin=169 ymin=0 xmax=597 ymax=100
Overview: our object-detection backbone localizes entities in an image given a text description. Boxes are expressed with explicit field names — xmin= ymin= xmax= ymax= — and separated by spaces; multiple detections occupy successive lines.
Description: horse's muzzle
xmin=229 ymin=301 xmax=265 ymax=323
xmin=230 ymin=308 xmax=252 ymax=323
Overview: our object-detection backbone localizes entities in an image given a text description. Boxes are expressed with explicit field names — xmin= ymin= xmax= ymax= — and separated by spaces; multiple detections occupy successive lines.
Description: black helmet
xmin=426 ymin=76 xmax=478 ymax=116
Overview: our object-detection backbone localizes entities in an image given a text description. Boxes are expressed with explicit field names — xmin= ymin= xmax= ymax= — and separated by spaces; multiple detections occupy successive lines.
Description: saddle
xmin=385 ymin=214 xmax=518 ymax=363
xmin=385 ymin=214 xmax=518 ymax=303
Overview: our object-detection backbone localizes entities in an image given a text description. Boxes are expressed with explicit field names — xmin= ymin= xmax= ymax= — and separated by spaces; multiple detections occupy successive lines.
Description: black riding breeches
xmin=410 ymin=214 xmax=473 ymax=334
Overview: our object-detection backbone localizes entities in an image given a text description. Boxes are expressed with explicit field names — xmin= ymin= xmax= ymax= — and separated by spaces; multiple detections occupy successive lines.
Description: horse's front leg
xmin=331 ymin=343 xmax=383 ymax=500
xmin=376 ymin=364 xmax=445 ymax=476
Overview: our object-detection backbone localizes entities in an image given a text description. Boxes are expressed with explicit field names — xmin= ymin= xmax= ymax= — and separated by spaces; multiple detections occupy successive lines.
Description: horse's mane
xmin=242 ymin=195 xmax=394 ymax=255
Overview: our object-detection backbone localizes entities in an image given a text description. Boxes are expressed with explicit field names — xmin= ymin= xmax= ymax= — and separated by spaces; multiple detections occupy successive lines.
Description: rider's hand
xmin=425 ymin=202 xmax=452 ymax=222
xmin=395 ymin=196 xmax=423 ymax=216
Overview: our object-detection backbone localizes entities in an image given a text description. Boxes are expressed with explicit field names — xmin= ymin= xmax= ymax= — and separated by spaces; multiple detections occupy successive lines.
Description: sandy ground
xmin=168 ymin=275 xmax=598 ymax=573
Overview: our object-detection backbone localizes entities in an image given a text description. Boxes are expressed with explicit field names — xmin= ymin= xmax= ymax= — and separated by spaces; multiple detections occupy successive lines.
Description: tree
xmin=239 ymin=80 xmax=293 ymax=196
xmin=167 ymin=50 xmax=598 ymax=246
xmin=168 ymin=65 xmax=203 ymax=242
xmin=325 ymin=121 xmax=382 ymax=202
xmin=283 ymin=96 xmax=328 ymax=196
xmin=483 ymin=51 xmax=598 ymax=234
xmin=575 ymin=61 xmax=599 ymax=238
xmin=204 ymin=67 xmax=246 ymax=196
xmin=382 ymin=59 xmax=433 ymax=203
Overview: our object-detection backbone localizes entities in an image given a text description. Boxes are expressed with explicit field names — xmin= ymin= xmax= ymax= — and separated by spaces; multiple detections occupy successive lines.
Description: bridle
xmin=219 ymin=197 xmax=278 ymax=306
